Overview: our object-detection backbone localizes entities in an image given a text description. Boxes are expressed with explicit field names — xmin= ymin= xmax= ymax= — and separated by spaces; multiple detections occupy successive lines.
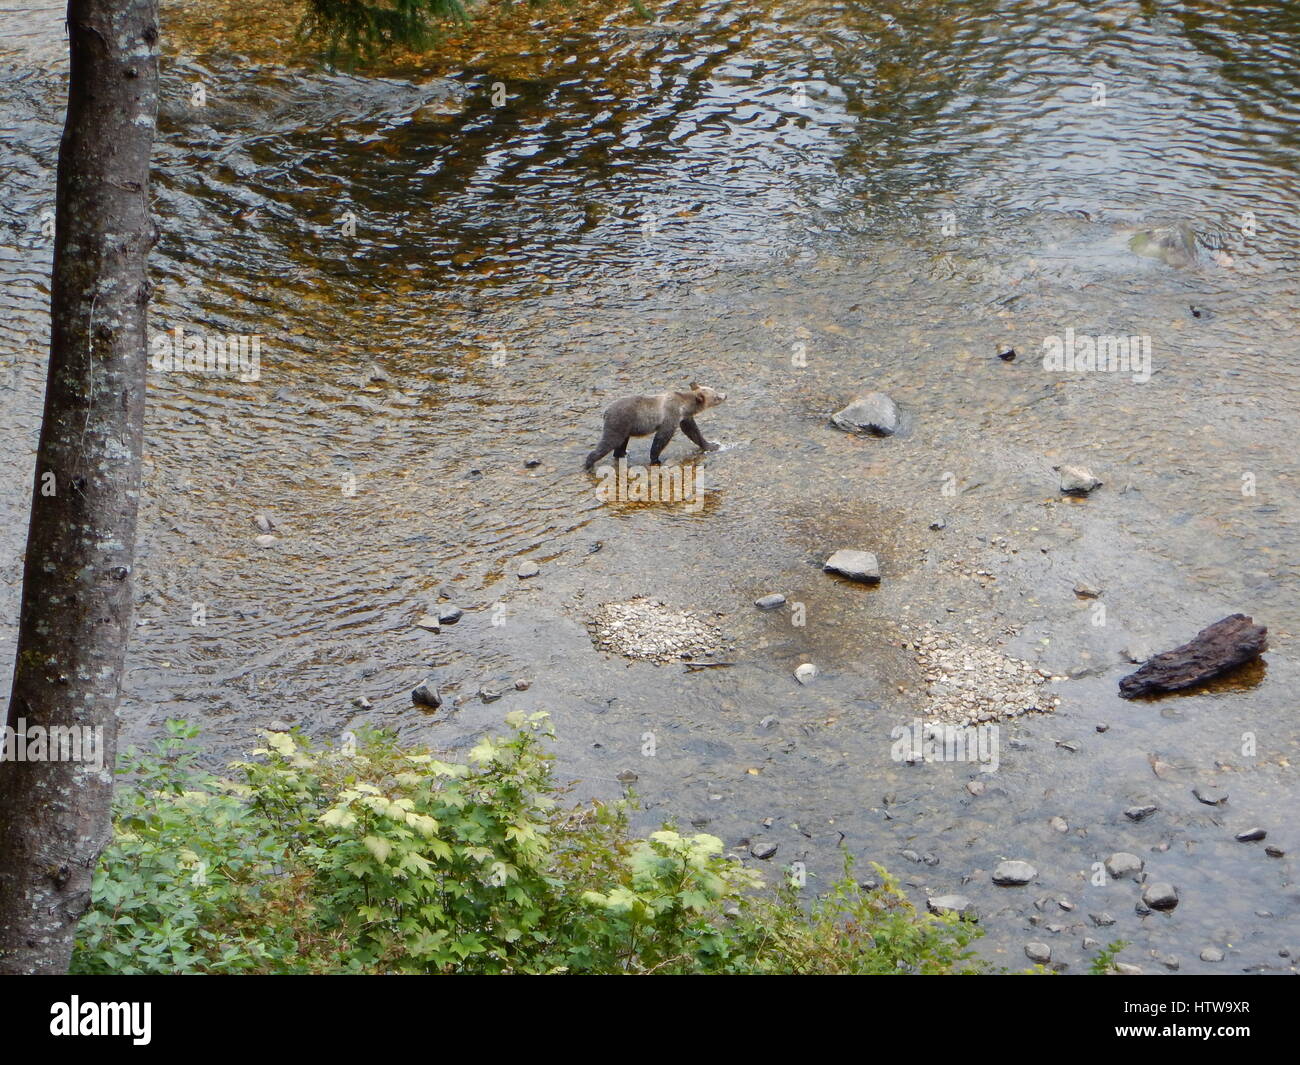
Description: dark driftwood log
xmin=1119 ymin=614 xmax=1268 ymax=699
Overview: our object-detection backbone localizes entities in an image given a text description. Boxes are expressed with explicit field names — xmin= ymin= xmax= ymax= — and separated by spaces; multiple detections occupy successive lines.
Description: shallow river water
xmin=1 ymin=0 xmax=1297 ymax=971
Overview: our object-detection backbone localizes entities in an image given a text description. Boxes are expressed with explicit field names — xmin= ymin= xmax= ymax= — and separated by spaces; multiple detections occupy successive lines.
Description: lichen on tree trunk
xmin=0 ymin=0 xmax=159 ymax=974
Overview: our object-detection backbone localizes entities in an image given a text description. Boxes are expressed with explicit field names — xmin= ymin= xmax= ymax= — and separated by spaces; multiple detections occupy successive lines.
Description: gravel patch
xmin=588 ymin=596 xmax=724 ymax=663
xmin=900 ymin=624 xmax=1061 ymax=726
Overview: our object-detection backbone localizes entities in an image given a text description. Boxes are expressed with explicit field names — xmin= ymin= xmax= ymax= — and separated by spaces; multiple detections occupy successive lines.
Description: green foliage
xmin=73 ymin=713 xmax=997 ymax=975
xmin=722 ymin=854 xmax=987 ymax=974
xmin=1089 ymin=939 xmax=1130 ymax=975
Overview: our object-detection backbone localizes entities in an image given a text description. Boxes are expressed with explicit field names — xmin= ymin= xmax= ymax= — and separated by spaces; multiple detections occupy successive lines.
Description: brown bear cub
xmin=584 ymin=383 xmax=727 ymax=470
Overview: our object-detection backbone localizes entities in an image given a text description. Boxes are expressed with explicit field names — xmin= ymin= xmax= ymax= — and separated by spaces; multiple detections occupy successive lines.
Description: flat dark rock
xmin=1118 ymin=614 xmax=1267 ymax=699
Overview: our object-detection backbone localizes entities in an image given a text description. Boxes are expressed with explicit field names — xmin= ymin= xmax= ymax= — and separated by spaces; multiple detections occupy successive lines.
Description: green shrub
xmin=73 ymin=712 xmax=991 ymax=975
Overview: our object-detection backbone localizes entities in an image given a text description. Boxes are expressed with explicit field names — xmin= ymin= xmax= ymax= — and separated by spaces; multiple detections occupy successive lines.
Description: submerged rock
xmin=830 ymin=391 xmax=899 ymax=436
xmin=1125 ymin=805 xmax=1158 ymax=822
xmin=517 ymin=560 xmax=540 ymax=578
xmin=1193 ymin=784 xmax=1228 ymax=806
xmin=823 ymin=549 xmax=881 ymax=583
xmin=755 ymin=593 xmax=786 ymax=610
xmin=1130 ymin=223 xmax=1198 ymax=268
xmin=928 ymin=894 xmax=977 ymax=920
xmin=794 ymin=662 xmax=817 ymax=685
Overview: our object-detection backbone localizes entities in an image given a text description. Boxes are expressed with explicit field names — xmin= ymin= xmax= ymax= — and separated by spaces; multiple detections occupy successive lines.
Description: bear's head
xmin=689 ymin=382 xmax=727 ymax=409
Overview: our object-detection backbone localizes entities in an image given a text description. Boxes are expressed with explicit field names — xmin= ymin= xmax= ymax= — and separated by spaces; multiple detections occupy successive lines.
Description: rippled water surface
xmin=1 ymin=0 xmax=1297 ymax=971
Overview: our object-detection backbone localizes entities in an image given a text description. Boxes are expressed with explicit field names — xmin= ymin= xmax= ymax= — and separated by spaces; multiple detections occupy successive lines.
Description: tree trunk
xmin=0 ymin=0 xmax=158 ymax=974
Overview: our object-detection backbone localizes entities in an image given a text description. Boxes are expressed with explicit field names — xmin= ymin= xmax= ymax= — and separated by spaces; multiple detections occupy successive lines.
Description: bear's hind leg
xmin=585 ymin=426 xmax=622 ymax=471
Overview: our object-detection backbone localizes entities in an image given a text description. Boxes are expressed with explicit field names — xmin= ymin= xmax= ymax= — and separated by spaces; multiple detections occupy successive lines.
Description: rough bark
xmin=1118 ymin=614 xmax=1268 ymax=699
xmin=0 ymin=0 xmax=158 ymax=974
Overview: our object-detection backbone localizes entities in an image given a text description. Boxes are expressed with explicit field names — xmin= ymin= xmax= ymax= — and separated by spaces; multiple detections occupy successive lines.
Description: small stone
xmin=1049 ymin=816 xmax=1069 ymax=833
xmin=438 ymin=606 xmax=464 ymax=624
xmin=517 ymin=561 xmax=540 ymax=578
xmin=755 ymin=593 xmax=786 ymax=610
xmin=1096 ymin=723 xmax=1109 ymax=733
xmin=266 ymin=719 xmax=292 ymax=732
xmin=254 ymin=534 xmax=277 ymax=547
xmin=830 ymin=391 xmax=899 ymax=436
xmin=1113 ymin=962 xmax=1143 ymax=975
xmin=760 ymin=715 xmax=779 ymax=730
xmin=927 ymin=894 xmax=977 ymax=920
xmin=1235 ymin=827 xmax=1266 ymax=842
xmin=414 ymin=615 xmax=442 ymax=632
xmin=750 ymin=841 xmax=778 ymax=860
xmin=794 ymin=662 xmax=818 ymax=685
xmin=992 ymin=860 xmax=1037 ymax=885
xmin=1090 ymin=912 xmax=1116 ymax=927
xmin=1200 ymin=947 xmax=1224 ymax=963
xmin=1142 ymin=882 xmax=1179 ymax=910
xmin=997 ymin=349 xmax=1017 ymax=362
xmin=929 ymin=518 xmax=947 ymax=530
xmin=1106 ymin=852 xmax=1144 ymax=880
xmin=514 ymin=679 xmax=531 ymax=691
xmin=616 ymin=770 xmax=638 ymax=785
xmin=1122 ymin=642 xmax=1155 ymax=664
xmin=1193 ymin=784 xmax=1228 ymax=806
xmin=1125 ymin=805 xmax=1158 ymax=822
xmin=900 ymin=849 xmax=922 ymax=864
xmin=1265 ymin=845 xmax=1285 ymax=858
xmin=1083 ymin=937 xmax=1100 ymax=949
xmin=1161 ymin=955 xmax=1181 ymax=971
xmin=524 ymin=457 xmax=542 ymax=468
xmin=1025 ymin=942 xmax=1051 ymax=963
xmin=479 ymin=687 xmax=502 ymax=703
xmin=352 ymin=696 xmax=373 ymax=710
xmin=1057 ymin=465 xmax=1102 ymax=496
xmin=823 ymin=549 xmax=881 ymax=583
xmin=966 ymin=779 xmax=986 ymax=796
xmin=411 ymin=680 xmax=442 ymax=709
xmin=1073 ymin=581 xmax=1101 ymax=598
xmin=253 ymin=513 xmax=275 ymax=532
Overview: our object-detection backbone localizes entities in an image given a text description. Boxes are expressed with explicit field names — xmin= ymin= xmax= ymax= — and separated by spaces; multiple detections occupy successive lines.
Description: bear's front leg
xmin=681 ymin=416 xmax=719 ymax=452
